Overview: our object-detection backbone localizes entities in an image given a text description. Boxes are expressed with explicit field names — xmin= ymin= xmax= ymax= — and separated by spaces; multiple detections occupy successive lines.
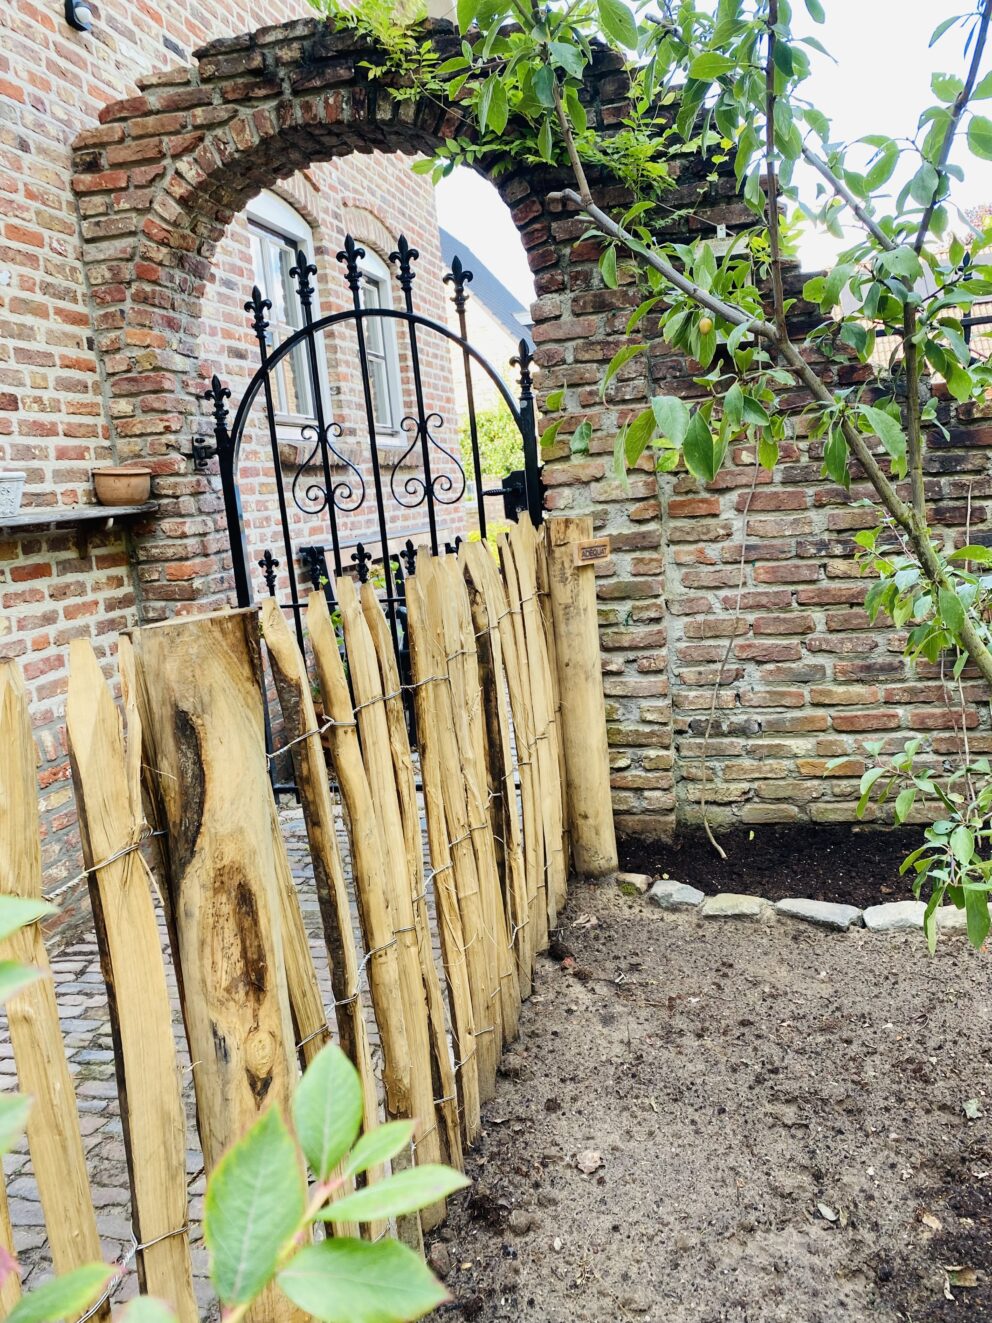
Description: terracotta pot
xmin=92 ymin=466 xmax=152 ymax=507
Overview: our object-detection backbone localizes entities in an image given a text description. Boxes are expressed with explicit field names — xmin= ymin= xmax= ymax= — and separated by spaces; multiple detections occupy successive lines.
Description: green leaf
xmin=688 ymin=52 xmax=736 ymax=81
xmin=597 ymin=0 xmax=638 ymax=49
xmin=967 ymin=115 xmax=992 ymax=161
xmin=549 ymin=41 xmax=585 ymax=80
xmin=0 ymin=961 xmax=41 ymax=1004
xmin=860 ymin=405 xmax=907 ymax=474
xmin=930 ymin=15 xmax=960 ymax=46
xmin=0 ymin=896 xmax=55 ymax=942
xmin=894 ymin=786 xmax=916 ymax=824
xmin=964 ymin=888 xmax=991 ymax=950
xmin=537 ymin=117 xmax=553 ymax=163
xmin=7 ymin=1265 xmax=114 ymax=1323
xmin=544 ymin=389 xmax=565 ymax=412
xmin=205 ymin=1106 xmax=305 ymax=1307
xmin=344 ymin=1121 xmax=415 ymax=1179
xmin=975 ymin=70 xmax=992 ymax=100
xmin=823 ymin=427 xmax=850 ymax=488
xmin=950 ymin=824 xmax=975 ymax=865
xmin=570 ymin=420 xmax=592 ymax=455
xmin=603 ymin=343 xmax=645 ymax=392
xmin=600 ymin=245 xmax=618 ymax=289
xmin=682 ymin=411 xmax=724 ymax=484
xmin=651 ymin=395 xmax=690 ymax=448
xmin=623 ymin=407 xmax=657 ymax=468
xmin=947 ymin=545 xmax=992 ymax=564
xmin=118 ymin=1300 xmax=179 ymax=1323
xmin=540 ymin=418 xmax=563 ymax=454
xmin=723 ymin=382 xmax=743 ymax=431
xmin=479 ymin=76 xmax=508 ymax=135
xmin=533 ymin=64 xmax=555 ymax=109
xmin=909 ymin=162 xmax=939 ymax=205
xmin=938 ymin=586 xmax=965 ymax=636
xmin=456 ymin=0 xmax=481 ymax=33
xmin=0 ymin=1093 xmax=31 ymax=1155
xmin=878 ymin=245 xmax=924 ymax=284
xmin=293 ymin=1043 xmax=363 ymax=1182
xmin=320 ymin=1165 xmax=469 ymax=1224
xmin=931 ymin=72 xmax=964 ymax=103
xmin=278 ymin=1238 xmax=448 ymax=1323
xmin=804 ymin=0 xmax=825 ymax=20
xmin=864 ymin=140 xmax=899 ymax=191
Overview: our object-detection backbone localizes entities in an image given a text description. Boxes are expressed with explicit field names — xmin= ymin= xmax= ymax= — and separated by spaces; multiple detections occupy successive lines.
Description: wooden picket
xmin=0 ymin=515 xmax=615 ymax=1319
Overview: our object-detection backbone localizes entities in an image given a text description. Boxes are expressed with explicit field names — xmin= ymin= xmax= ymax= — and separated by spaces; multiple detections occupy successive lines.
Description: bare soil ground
xmin=429 ymin=882 xmax=992 ymax=1323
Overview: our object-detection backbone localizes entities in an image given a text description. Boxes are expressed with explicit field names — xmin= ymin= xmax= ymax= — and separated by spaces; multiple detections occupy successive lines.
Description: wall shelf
xmin=0 ymin=502 xmax=156 ymax=555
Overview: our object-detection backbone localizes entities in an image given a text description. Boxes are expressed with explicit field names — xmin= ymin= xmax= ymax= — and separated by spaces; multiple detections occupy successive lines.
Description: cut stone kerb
xmin=69 ymin=16 xmax=630 ymax=617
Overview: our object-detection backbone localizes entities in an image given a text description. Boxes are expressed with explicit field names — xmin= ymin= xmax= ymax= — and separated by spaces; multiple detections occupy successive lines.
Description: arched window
xmin=247 ymin=191 xmax=322 ymax=425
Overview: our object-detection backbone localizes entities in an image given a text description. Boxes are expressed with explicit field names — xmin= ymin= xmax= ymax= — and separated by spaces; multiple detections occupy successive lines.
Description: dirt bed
xmin=428 ymin=881 xmax=992 ymax=1323
xmin=619 ymin=824 xmax=924 ymax=910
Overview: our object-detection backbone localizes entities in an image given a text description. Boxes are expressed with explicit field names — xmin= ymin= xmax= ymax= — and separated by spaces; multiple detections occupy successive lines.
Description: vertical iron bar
xmin=246 ymin=287 xmax=306 ymax=654
xmin=390 ymin=235 xmax=439 ymax=555
xmin=337 ymin=236 xmax=402 ymax=662
xmin=443 ymin=255 xmax=487 ymax=540
xmin=290 ymin=251 xmax=345 ymax=581
xmin=205 ymin=376 xmax=253 ymax=606
xmin=512 ymin=339 xmax=542 ymax=527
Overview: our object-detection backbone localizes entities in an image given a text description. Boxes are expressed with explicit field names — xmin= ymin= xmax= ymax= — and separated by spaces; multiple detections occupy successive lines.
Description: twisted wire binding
xmin=353 ymin=689 xmax=402 ymax=713
xmin=266 ymin=714 xmax=357 ymax=763
xmin=402 ymin=672 xmax=446 ymax=691
xmin=45 ymin=827 xmax=168 ymax=901
xmin=77 ymin=1222 xmax=189 ymax=1321
xmin=333 ymin=935 xmax=398 ymax=1009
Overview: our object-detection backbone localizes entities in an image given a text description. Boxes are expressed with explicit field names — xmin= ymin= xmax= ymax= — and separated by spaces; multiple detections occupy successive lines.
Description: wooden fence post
xmin=259 ymin=600 xmax=379 ymax=1136
xmin=0 ymin=1183 xmax=19 ymax=1314
xmin=359 ymin=582 xmax=463 ymax=1175
xmin=404 ymin=571 xmax=482 ymax=1143
xmin=546 ymin=517 xmax=618 ymax=876
xmin=128 ymin=610 xmax=304 ymax=1323
xmin=337 ymin=576 xmax=446 ymax=1231
xmin=65 ymin=641 xmax=197 ymax=1319
xmin=0 ymin=660 xmax=107 ymax=1316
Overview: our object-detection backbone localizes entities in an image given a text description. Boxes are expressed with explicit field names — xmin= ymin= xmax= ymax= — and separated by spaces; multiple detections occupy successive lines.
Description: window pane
xmin=369 ymin=356 xmax=393 ymax=430
xmin=278 ymin=245 xmax=303 ymax=331
xmin=281 ymin=343 xmax=313 ymax=418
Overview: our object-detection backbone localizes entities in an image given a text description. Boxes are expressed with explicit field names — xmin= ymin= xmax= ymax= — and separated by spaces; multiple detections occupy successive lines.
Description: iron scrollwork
xmin=388 ymin=412 xmax=467 ymax=509
xmin=291 ymin=420 xmax=366 ymax=518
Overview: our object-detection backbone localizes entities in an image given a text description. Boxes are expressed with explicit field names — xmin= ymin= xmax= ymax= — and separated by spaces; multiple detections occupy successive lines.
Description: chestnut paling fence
xmin=0 ymin=515 xmax=616 ymax=1322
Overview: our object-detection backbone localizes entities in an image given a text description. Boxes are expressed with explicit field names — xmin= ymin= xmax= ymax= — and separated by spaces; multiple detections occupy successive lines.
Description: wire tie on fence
xmin=266 ymin=716 xmax=356 ymax=763
xmin=434 ymin=1092 xmax=457 ymax=1105
xmin=474 ymin=1025 xmax=496 ymax=1037
xmin=448 ymin=830 xmax=471 ymax=848
xmin=296 ymin=1023 xmax=333 ymax=1050
xmin=393 ymin=923 xmax=416 ymax=936
xmin=445 ymin=647 xmax=472 ymax=663
xmin=44 ymin=827 xmax=168 ymax=901
xmin=353 ymin=689 xmax=401 ymax=714
xmin=77 ymin=1222 xmax=189 ymax=1322
xmin=413 ymin=1122 xmax=438 ymax=1151
xmin=469 ymin=820 xmax=488 ymax=834
xmin=403 ymin=672 xmax=445 ymax=691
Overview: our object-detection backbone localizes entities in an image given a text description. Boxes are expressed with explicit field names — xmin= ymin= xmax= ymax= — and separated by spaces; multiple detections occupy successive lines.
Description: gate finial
xmin=289 ymin=249 xmax=318 ymax=310
xmin=245 ymin=286 xmax=272 ymax=338
xmin=511 ymin=339 xmax=535 ymax=394
xmin=389 ymin=234 xmax=420 ymax=294
xmin=336 ymin=235 xmax=366 ymax=293
xmin=443 ymin=254 xmax=474 ymax=312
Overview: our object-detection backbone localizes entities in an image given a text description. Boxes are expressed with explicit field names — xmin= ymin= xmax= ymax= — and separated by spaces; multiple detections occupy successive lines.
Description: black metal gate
xmin=195 ymin=233 xmax=542 ymax=678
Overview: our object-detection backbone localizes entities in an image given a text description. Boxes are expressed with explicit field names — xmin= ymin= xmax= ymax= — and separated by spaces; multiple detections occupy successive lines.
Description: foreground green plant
xmin=0 ymin=890 xmax=465 ymax=1320
xmin=310 ymin=0 xmax=992 ymax=937
xmin=850 ymin=737 xmax=992 ymax=951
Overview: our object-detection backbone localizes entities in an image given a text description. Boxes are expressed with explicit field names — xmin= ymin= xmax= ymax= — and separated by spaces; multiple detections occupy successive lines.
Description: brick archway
xmin=71 ymin=15 xmax=747 ymax=838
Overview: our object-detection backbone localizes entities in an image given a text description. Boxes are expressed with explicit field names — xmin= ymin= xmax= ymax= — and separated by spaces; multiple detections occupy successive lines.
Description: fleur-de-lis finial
xmin=511 ymin=338 xmax=534 ymax=394
xmin=351 ymin=542 xmax=373 ymax=584
xmin=258 ymin=549 xmax=279 ymax=595
xmin=193 ymin=374 xmax=232 ymax=470
xmin=389 ymin=234 xmax=420 ymax=294
xmin=399 ymin=538 xmax=418 ymax=577
xmin=336 ymin=235 xmax=366 ymax=293
xmin=443 ymin=254 xmax=474 ymax=312
xmin=289 ymin=248 xmax=318 ymax=310
xmin=245 ymin=286 xmax=271 ymax=338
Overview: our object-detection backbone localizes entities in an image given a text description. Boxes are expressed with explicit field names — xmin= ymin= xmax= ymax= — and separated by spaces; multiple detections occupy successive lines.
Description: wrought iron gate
xmin=195 ymin=232 xmax=542 ymax=680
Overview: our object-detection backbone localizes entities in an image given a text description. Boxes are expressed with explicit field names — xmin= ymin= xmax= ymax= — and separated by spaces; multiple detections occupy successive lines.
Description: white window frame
xmin=246 ymin=191 xmax=332 ymax=441
xmin=358 ymin=248 xmax=404 ymax=442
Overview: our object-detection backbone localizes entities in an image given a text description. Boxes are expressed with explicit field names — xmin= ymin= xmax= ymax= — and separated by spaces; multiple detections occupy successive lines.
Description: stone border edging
xmin=620 ymin=875 xmax=969 ymax=935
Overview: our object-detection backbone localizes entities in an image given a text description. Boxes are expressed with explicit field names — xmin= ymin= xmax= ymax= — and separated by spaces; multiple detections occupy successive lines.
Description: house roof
xmin=440 ymin=227 xmax=534 ymax=349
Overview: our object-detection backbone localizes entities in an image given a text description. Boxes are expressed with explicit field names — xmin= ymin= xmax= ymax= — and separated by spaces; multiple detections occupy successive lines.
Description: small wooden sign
xmin=573 ymin=536 xmax=610 ymax=567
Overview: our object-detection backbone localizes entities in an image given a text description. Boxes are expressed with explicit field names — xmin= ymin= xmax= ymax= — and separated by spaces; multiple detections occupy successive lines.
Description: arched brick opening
xmin=69 ymin=15 xmax=752 ymax=839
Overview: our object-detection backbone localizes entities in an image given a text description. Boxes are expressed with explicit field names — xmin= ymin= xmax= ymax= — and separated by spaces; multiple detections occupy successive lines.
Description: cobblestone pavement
xmin=1 ymin=805 xmax=396 ymax=1315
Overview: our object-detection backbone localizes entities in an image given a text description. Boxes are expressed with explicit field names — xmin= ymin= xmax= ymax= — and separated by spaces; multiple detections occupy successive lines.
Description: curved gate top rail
xmin=194 ymin=232 xmax=542 ymax=666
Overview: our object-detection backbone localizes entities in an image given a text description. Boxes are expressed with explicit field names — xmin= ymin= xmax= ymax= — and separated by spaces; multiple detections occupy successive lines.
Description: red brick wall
xmin=0 ymin=0 xmax=460 ymax=885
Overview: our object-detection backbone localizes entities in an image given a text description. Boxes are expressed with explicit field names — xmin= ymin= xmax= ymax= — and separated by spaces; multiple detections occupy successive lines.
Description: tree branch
xmin=763 ymin=0 xmax=789 ymax=340
xmin=800 ymin=144 xmax=896 ymax=251
xmin=914 ymin=0 xmax=992 ymax=253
